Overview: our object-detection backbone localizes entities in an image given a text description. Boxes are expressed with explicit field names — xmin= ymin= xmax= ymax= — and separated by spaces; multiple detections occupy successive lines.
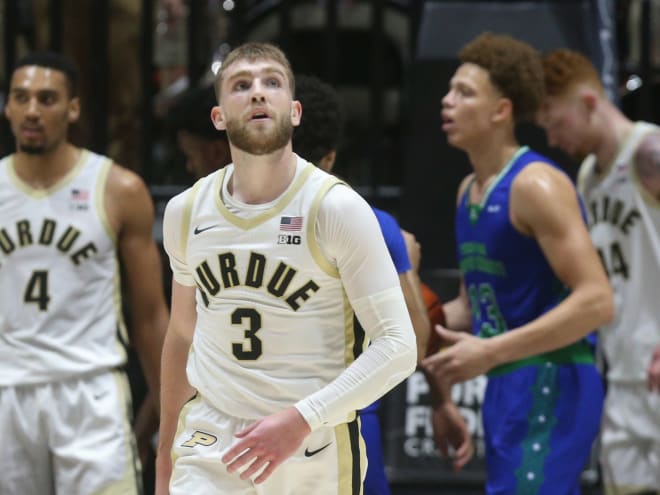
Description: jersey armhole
xmin=180 ymin=179 xmax=204 ymax=259
xmin=96 ymin=158 xmax=116 ymax=244
xmin=307 ymin=176 xmax=345 ymax=278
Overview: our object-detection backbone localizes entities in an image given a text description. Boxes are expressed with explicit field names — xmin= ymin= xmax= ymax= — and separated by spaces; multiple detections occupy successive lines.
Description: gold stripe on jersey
xmin=95 ymin=158 xmax=116 ymax=244
xmin=94 ymin=370 xmax=142 ymax=495
xmin=172 ymin=394 xmax=204 ymax=465
xmin=336 ymin=418 xmax=366 ymax=495
xmin=340 ymin=290 xmax=360 ymax=426
xmin=181 ymin=178 xmax=204 ymax=258
xmin=6 ymin=149 xmax=88 ymax=198
xmin=307 ymin=176 xmax=344 ymax=277
xmin=214 ymin=162 xmax=316 ymax=230
xmin=94 ymin=160 xmax=128 ymax=356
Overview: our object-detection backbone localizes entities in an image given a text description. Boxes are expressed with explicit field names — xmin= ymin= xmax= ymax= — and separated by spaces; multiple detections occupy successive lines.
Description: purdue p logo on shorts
xmin=181 ymin=430 xmax=218 ymax=448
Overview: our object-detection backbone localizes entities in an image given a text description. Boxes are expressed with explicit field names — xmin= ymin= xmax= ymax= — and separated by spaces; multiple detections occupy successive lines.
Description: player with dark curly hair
xmin=292 ymin=75 xmax=344 ymax=172
xmin=422 ymin=33 xmax=613 ymax=494
xmin=293 ymin=73 xmax=472 ymax=493
xmin=167 ymin=85 xmax=231 ymax=179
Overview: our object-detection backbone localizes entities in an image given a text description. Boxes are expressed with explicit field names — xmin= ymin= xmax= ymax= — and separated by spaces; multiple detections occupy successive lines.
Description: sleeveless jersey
xmin=175 ymin=160 xmax=361 ymax=420
xmin=456 ymin=147 xmax=593 ymax=372
xmin=0 ymin=150 xmax=127 ymax=386
xmin=456 ymin=147 xmax=602 ymax=495
xmin=578 ymin=121 xmax=660 ymax=383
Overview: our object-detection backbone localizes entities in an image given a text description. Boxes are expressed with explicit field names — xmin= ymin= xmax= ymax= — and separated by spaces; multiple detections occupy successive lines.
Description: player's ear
xmin=291 ymin=100 xmax=302 ymax=127
xmin=582 ymin=90 xmax=598 ymax=113
xmin=211 ymin=105 xmax=226 ymax=131
xmin=67 ymin=97 xmax=80 ymax=123
xmin=492 ymin=97 xmax=513 ymax=124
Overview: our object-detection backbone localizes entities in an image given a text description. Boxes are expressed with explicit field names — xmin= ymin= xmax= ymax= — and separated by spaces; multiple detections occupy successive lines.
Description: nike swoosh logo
xmin=193 ymin=225 xmax=219 ymax=235
xmin=304 ymin=442 xmax=331 ymax=457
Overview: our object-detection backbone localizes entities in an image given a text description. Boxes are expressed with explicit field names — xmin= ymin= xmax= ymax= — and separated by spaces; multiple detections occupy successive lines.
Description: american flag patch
xmin=280 ymin=216 xmax=303 ymax=231
xmin=71 ymin=188 xmax=89 ymax=201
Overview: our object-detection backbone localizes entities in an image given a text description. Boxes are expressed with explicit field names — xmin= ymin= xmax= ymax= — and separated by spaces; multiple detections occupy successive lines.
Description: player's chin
xmin=444 ymin=131 xmax=466 ymax=150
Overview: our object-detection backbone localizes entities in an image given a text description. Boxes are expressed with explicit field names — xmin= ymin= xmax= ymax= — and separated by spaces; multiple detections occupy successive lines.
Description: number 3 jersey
xmin=578 ymin=122 xmax=660 ymax=383
xmin=165 ymin=158 xmax=362 ymax=421
xmin=0 ymin=151 xmax=127 ymax=386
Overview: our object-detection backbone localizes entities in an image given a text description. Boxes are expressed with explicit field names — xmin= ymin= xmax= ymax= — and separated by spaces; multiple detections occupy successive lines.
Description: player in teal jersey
xmin=422 ymin=33 xmax=613 ymax=494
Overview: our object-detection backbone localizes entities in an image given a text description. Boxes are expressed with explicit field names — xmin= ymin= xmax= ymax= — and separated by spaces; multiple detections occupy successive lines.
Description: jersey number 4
xmin=24 ymin=270 xmax=51 ymax=311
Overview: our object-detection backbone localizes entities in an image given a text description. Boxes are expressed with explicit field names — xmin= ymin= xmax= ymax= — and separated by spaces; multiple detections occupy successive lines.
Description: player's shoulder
xmin=320 ymin=179 xmax=369 ymax=214
xmin=515 ymin=155 xmax=573 ymax=192
xmin=104 ymin=160 xmax=150 ymax=200
xmin=634 ymin=125 xmax=660 ymax=158
xmin=371 ymin=207 xmax=400 ymax=232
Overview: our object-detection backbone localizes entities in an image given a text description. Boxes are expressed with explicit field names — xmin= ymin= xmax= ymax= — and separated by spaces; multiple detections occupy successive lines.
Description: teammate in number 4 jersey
xmin=539 ymin=48 xmax=660 ymax=495
xmin=156 ymin=42 xmax=416 ymax=495
xmin=0 ymin=51 xmax=168 ymax=495
xmin=421 ymin=33 xmax=613 ymax=495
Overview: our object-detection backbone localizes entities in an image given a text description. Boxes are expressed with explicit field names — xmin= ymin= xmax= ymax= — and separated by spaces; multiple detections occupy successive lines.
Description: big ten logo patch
xmin=278 ymin=234 xmax=301 ymax=245
xmin=404 ymin=371 xmax=486 ymax=458
xmin=181 ymin=430 xmax=218 ymax=448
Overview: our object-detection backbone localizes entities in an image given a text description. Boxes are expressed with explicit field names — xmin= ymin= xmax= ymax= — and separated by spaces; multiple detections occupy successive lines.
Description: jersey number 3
xmin=24 ymin=270 xmax=51 ymax=311
xmin=231 ymin=308 xmax=262 ymax=360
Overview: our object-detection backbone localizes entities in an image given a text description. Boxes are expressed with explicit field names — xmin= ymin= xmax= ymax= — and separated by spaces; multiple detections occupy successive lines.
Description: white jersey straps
xmin=0 ymin=150 xmax=127 ymax=386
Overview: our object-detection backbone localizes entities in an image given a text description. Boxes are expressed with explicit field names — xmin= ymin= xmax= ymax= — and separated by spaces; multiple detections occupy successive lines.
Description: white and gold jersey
xmin=578 ymin=122 xmax=660 ymax=383
xmin=163 ymin=156 xmax=416 ymax=425
xmin=0 ymin=150 xmax=127 ymax=386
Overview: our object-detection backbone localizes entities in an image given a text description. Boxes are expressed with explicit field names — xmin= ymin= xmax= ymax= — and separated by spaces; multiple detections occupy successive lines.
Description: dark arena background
xmin=2 ymin=1 xmax=657 ymax=494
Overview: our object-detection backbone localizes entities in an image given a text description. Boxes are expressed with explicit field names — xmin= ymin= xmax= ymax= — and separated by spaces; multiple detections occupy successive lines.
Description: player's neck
xmin=593 ymin=107 xmax=634 ymax=173
xmin=12 ymin=141 xmax=81 ymax=189
xmin=469 ymin=138 xmax=520 ymax=187
xmin=228 ymin=146 xmax=298 ymax=204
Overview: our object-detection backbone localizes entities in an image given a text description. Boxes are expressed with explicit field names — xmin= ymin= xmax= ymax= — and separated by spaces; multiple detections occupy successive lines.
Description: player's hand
xmin=431 ymin=401 xmax=474 ymax=471
xmin=155 ymin=452 xmax=173 ymax=495
xmin=422 ymin=325 xmax=494 ymax=384
xmin=222 ymin=407 xmax=312 ymax=483
xmin=647 ymin=345 xmax=660 ymax=394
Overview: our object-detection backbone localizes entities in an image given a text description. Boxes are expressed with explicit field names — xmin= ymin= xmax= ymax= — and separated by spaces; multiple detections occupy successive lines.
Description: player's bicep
xmin=512 ymin=165 xmax=605 ymax=290
xmin=318 ymin=186 xmax=400 ymax=301
xmin=633 ymin=133 xmax=660 ymax=200
xmin=113 ymin=170 xmax=167 ymax=313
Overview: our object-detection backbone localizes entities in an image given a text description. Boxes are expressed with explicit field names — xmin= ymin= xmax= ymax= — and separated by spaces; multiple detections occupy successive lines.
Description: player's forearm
xmin=157 ymin=327 xmax=195 ymax=457
xmin=443 ymin=297 xmax=472 ymax=333
xmin=295 ymin=287 xmax=417 ymax=430
xmin=401 ymin=271 xmax=432 ymax=363
xmin=132 ymin=309 xmax=169 ymax=405
xmin=419 ymin=366 xmax=453 ymax=406
xmin=485 ymin=281 xmax=613 ymax=366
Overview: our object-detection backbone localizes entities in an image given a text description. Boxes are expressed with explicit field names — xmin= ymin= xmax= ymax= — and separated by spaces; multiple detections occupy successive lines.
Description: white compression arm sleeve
xmin=294 ymin=184 xmax=417 ymax=430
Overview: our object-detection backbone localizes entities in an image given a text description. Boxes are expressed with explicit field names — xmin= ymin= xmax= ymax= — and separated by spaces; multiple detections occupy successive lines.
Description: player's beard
xmin=19 ymin=143 xmax=47 ymax=155
xmin=225 ymin=114 xmax=293 ymax=155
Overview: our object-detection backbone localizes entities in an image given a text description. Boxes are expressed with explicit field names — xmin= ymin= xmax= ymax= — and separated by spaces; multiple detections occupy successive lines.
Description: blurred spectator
xmin=166 ymin=84 xmax=231 ymax=180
